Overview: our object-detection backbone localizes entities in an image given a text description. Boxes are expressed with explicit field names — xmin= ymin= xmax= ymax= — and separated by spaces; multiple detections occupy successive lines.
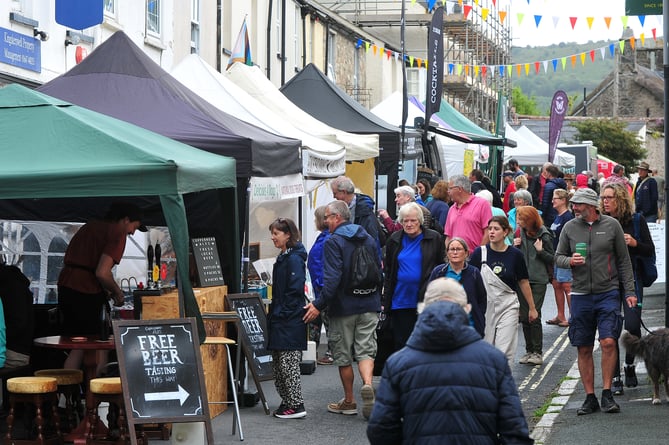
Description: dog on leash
xmin=621 ymin=328 xmax=669 ymax=405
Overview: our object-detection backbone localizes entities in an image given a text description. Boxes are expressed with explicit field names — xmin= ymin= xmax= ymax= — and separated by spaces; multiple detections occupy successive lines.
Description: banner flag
xmin=548 ymin=90 xmax=568 ymax=163
xmin=227 ymin=19 xmax=253 ymax=70
xmin=424 ymin=6 xmax=444 ymax=128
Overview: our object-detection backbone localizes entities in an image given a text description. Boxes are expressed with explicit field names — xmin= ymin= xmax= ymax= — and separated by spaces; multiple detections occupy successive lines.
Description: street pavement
xmin=179 ymin=284 xmax=669 ymax=445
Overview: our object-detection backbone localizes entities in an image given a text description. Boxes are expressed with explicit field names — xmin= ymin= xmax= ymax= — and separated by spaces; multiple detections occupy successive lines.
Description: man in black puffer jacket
xmin=367 ymin=278 xmax=533 ymax=445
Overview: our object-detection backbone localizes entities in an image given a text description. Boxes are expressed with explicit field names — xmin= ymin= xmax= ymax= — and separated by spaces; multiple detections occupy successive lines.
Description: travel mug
xmin=575 ymin=242 xmax=587 ymax=261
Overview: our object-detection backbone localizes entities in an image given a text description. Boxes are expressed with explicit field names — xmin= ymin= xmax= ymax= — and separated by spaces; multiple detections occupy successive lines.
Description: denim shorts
xmin=328 ymin=312 xmax=378 ymax=366
xmin=568 ymin=290 xmax=622 ymax=346
xmin=553 ymin=266 xmax=573 ymax=283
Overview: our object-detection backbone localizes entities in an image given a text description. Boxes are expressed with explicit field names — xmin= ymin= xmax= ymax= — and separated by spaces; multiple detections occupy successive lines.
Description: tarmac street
xmin=169 ymin=284 xmax=669 ymax=445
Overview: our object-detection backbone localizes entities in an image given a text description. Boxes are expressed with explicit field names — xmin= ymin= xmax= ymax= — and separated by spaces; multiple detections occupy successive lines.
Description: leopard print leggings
xmin=271 ymin=350 xmax=304 ymax=408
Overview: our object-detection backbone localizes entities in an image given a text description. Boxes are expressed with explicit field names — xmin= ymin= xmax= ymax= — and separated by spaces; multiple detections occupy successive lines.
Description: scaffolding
xmin=315 ymin=0 xmax=512 ymax=132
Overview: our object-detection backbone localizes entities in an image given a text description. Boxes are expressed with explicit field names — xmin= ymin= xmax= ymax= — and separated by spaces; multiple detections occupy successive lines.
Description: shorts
xmin=328 ymin=312 xmax=378 ymax=366
xmin=553 ymin=266 xmax=573 ymax=283
xmin=568 ymin=290 xmax=622 ymax=346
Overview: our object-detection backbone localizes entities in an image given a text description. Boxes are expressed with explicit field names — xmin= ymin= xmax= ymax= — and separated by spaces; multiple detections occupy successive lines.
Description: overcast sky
xmin=503 ymin=0 xmax=664 ymax=47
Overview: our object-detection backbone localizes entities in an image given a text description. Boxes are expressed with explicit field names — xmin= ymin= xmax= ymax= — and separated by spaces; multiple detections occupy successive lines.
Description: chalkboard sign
xmin=113 ymin=318 xmax=214 ymax=445
xmin=191 ymin=237 xmax=225 ymax=287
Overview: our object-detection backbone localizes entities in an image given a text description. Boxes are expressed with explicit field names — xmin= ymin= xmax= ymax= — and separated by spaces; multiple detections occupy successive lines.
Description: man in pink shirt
xmin=444 ymin=174 xmax=492 ymax=253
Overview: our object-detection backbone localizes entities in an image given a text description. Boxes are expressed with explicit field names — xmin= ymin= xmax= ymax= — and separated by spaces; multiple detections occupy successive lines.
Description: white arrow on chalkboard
xmin=145 ymin=385 xmax=190 ymax=405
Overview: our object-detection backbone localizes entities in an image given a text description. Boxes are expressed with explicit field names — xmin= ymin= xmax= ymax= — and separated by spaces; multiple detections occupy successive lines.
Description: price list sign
xmin=191 ymin=237 xmax=225 ymax=287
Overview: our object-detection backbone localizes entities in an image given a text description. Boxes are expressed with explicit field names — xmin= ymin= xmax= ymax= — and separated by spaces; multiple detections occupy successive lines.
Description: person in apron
xmin=469 ymin=216 xmax=538 ymax=365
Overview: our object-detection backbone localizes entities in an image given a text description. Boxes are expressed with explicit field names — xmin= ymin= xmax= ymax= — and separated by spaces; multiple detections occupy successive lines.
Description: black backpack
xmin=346 ymin=240 xmax=383 ymax=296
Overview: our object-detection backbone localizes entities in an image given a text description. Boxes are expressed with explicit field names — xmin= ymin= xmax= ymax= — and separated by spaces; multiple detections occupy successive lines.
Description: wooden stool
xmin=87 ymin=378 xmax=141 ymax=445
xmin=34 ymin=369 xmax=84 ymax=432
xmin=5 ymin=376 xmax=62 ymax=445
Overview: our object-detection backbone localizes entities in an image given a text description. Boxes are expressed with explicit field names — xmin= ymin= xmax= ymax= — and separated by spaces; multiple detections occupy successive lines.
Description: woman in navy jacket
xmin=267 ymin=217 xmax=308 ymax=419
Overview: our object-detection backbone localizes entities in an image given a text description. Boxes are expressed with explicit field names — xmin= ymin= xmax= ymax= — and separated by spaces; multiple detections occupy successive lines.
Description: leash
xmin=630 ymin=303 xmax=658 ymax=336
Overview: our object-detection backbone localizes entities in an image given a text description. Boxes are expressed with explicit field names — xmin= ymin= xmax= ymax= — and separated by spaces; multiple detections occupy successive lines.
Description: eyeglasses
xmin=601 ymin=195 xmax=615 ymax=200
xmin=324 ymin=213 xmax=334 ymax=220
xmin=448 ymin=247 xmax=465 ymax=253
xmin=448 ymin=186 xmax=460 ymax=191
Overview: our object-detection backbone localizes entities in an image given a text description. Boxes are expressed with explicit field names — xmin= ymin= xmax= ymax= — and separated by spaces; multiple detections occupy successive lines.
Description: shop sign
xmin=302 ymin=150 xmax=346 ymax=178
xmin=625 ymin=0 xmax=662 ymax=15
xmin=250 ymin=173 xmax=304 ymax=203
xmin=0 ymin=27 xmax=41 ymax=73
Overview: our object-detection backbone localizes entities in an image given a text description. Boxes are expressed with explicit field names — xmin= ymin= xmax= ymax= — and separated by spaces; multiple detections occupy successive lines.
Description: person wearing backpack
xmin=383 ymin=203 xmax=444 ymax=352
xmin=303 ymin=200 xmax=382 ymax=420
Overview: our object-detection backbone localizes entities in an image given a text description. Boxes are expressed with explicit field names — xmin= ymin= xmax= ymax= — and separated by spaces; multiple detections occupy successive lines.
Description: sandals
xmin=546 ymin=317 xmax=569 ymax=327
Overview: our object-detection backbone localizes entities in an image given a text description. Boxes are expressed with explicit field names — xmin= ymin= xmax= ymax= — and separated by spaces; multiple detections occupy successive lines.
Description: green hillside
xmin=511 ymin=41 xmax=616 ymax=115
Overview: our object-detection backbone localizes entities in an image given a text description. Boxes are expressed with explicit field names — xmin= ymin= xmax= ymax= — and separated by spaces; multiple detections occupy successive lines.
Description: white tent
xmin=171 ymin=55 xmax=346 ymax=179
xmin=504 ymin=124 xmax=575 ymax=169
xmin=371 ymin=91 xmax=475 ymax=179
xmin=226 ymin=62 xmax=378 ymax=162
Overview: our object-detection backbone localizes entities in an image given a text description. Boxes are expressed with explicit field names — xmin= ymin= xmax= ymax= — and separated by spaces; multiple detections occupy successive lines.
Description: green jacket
xmin=518 ymin=225 xmax=554 ymax=284
xmin=555 ymin=213 xmax=635 ymax=297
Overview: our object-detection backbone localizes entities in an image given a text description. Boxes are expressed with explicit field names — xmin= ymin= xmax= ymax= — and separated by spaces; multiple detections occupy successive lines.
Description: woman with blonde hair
xmin=513 ymin=206 xmax=554 ymax=366
xmin=600 ymin=182 xmax=655 ymax=394
xmin=546 ymin=189 xmax=573 ymax=327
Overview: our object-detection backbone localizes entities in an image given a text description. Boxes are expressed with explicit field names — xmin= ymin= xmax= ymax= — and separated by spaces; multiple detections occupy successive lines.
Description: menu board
xmin=113 ymin=318 xmax=213 ymax=444
xmin=191 ymin=237 xmax=225 ymax=287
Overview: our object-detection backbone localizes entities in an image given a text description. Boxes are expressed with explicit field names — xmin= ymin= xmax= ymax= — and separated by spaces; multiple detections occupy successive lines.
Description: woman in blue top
xmin=383 ymin=203 xmax=444 ymax=351
xmin=547 ymin=188 xmax=573 ymax=327
xmin=268 ymin=217 xmax=308 ymax=419
xmin=428 ymin=237 xmax=487 ymax=337
xmin=306 ymin=206 xmax=333 ymax=365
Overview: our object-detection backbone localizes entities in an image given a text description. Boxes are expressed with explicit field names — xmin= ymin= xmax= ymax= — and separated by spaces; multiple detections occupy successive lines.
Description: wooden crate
xmin=141 ymin=286 xmax=230 ymax=418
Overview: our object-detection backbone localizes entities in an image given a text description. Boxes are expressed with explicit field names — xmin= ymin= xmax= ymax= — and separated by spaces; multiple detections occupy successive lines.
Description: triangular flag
xmin=517 ymin=13 xmax=525 ymax=25
xmin=524 ymin=63 xmax=530 ymax=75
xmin=534 ymin=61 xmax=540 ymax=74
xmin=499 ymin=11 xmax=507 ymax=23
xmin=491 ymin=0 xmax=496 ymax=7
xmin=464 ymin=5 xmax=472 ymax=20
xmin=481 ymin=65 xmax=487 ymax=77
xmin=379 ymin=47 xmax=385 ymax=58
xmin=506 ymin=65 xmax=512 ymax=77
xmin=482 ymin=8 xmax=489 ymax=21
xmin=227 ymin=19 xmax=253 ymax=69
xmin=448 ymin=63 xmax=454 ymax=75
xmin=638 ymin=16 xmax=645 ymax=27
xmin=534 ymin=15 xmax=542 ymax=28
xmin=619 ymin=40 xmax=625 ymax=54
xmin=552 ymin=16 xmax=560 ymax=29
xmin=355 ymin=38 xmax=363 ymax=49
xmin=365 ymin=42 xmax=370 ymax=52
xmin=640 ymin=34 xmax=645 ymax=46
xmin=609 ymin=44 xmax=615 ymax=57
xmin=589 ymin=50 xmax=595 ymax=62
xmin=580 ymin=53 xmax=586 ymax=66
xmin=409 ymin=56 xmax=415 ymax=67
xmin=604 ymin=17 xmax=611 ymax=29
xmin=474 ymin=0 xmax=479 ymax=6
xmin=551 ymin=59 xmax=558 ymax=72
xmin=372 ymin=45 xmax=377 ymax=55
xmin=516 ymin=64 xmax=522 ymax=76
xmin=599 ymin=47 xmax=606 ymax=59
xmin=464 ymin=65 xmax=470 ymax=76
xmin=569 ymin=17 xmax=577 ymax=30
xmin=586 ymin=17 xmax=594 ymax=29
xmin=474 ymin=65 xmax=480 ymax=77
xmin=621 ymin=16 xmax=628 ymax=28
xmin=570 ymin=55 xmax=576 ymax=67
xmin=652 ymin=28 xmax=657 ymax=40
xmin=417 ymin=58 xmax=422 ymax=68
xmin=542 ymin=60 xmax=548 ymax=72
xmin=561 ymin=57 xmax=567 ymax=70
xmin=630 ymin=37 xmax=635 ymax=49
xmin=498 ymin=65 xmax=504 ymax=77
xmin=457 ymin=64 xmax=463 ymax=75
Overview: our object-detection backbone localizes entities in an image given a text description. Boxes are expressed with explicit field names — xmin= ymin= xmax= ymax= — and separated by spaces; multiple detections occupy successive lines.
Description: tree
xmin=511 ymin=86 xmax=542 ymax=116
xmin=571 ymin=119 xmax=646 ymax=170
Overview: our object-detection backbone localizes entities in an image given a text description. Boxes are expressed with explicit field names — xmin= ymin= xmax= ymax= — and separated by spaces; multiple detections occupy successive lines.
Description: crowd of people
xmin=264 ymin=159 xmax=659 ymax=441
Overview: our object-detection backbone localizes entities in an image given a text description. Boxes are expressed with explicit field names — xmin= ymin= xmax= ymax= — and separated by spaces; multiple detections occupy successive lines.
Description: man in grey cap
xmin=555 ymin=188 xmax=637 ymax=416
xmin=634 ymin=161 xmax=658 ymax=223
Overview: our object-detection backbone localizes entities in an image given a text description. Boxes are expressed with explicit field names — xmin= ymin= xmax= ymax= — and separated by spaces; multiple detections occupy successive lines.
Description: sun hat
xmin=569 ymin=188 xmax=599 ymax=207
xmin=638 ymin=161 xmax=651 ymax=171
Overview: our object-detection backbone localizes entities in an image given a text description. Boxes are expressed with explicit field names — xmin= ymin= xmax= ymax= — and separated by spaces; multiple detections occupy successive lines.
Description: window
xmin=190 ymin=0 xmax=200 ymax=54
xmin=327 ymin=31 xmax=336 ymax=77
xmin=146 ymin=0 xmax=161 ymax=36
xmin=293 ymin=7 xmax=299 ymax=67
xmin=104 ymin=0 xmax=115 ymax=16
xmin=407 ymin=68 xmax=427 ymax=102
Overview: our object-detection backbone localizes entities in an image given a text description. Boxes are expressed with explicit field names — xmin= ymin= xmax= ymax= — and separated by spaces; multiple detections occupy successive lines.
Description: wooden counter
xmin=141 ymin=286 xmax=230 ymax=418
